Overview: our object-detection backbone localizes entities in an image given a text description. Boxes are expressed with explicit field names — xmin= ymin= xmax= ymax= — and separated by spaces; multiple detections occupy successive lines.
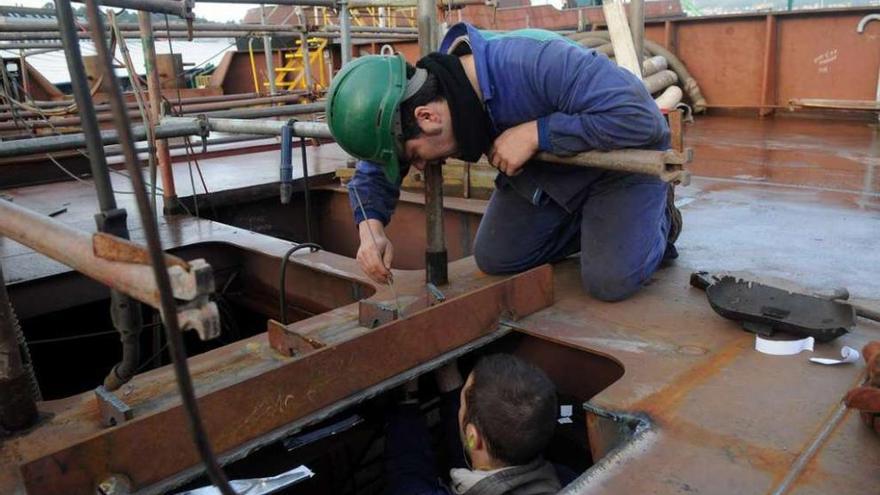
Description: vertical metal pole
xmin=261 ymin=5 xmax=278 ymax=95
xmin=56 ymin=0 xmax=116 ymax=212
xmin=57 ymin=0 xmax=143 ymax=392
xmin=0 ymin=261 xmax=38 ymax=433
xmin=299 ymin=32 xmax=312 ymax=92
xmin=629 ymin=0 xmax=645 ymax=76
xmin=418 ymin=0 xmax=447 ymax=285
xmin=339 ymin=0 xmax=352 ymax=66
xmin=139 ymin=11 xmax=177 ymax=211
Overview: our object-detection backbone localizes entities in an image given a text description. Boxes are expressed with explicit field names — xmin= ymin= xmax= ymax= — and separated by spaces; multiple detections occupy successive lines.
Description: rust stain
xmin=664 ymin=418 xmax=799 ymax=476
xmin=633 ymin=336 xmax=751 ymax=416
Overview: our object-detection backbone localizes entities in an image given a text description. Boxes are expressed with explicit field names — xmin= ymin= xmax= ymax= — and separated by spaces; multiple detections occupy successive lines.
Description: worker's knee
xmin=474 ymin=239 xmax=515 ymax=275
xmin=580 ymin=263 xmax=645 ymax=302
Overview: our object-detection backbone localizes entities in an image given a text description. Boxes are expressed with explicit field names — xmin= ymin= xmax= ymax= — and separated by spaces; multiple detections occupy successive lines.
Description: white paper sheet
xmin=810 ymin=346 xmax=860 ymax=365
xmin=557 ymin=417 xmax=573 ymax=424
xmin=560 ymin=405 xmax=573 ymax=417
xmin=755 ymin=335 xmax=815 ymax=356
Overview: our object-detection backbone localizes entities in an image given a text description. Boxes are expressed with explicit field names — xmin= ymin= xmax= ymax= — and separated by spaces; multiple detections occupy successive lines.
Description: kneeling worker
xmin=327 ymin=23 xmax=681 ymax=301
xmin=385 ymin=354 xmax=562 ymax=495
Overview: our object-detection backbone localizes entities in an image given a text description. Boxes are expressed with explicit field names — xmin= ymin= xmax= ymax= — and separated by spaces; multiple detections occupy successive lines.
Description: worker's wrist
xmin=358 ymin=218 xmax=385 ymax=241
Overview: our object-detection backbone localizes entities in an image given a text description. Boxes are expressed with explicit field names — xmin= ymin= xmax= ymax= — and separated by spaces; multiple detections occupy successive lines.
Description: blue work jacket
xmin=348 ymin=22 xmax=670 ymax=225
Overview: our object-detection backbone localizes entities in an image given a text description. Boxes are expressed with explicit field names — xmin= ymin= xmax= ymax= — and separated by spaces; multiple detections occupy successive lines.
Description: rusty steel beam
xmin=18 ymin=265 xmax=553 ymax=495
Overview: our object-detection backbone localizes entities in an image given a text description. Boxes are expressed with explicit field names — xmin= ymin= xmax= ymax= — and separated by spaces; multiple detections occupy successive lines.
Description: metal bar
xmin=339 ymin=0 xmax=352 ymax=66
xmin=19 ymin=265 xmax=553 ymax=495
xmin=299 ymin=32 xmax=312 ymax=92
xmin=0 ymin=121 xmax=204 ymax=158
xmin=759 ymin=14 xmax=777 ymax=117
xmin=348 ymin=0 xmax=486 ymax=6
xmin=198 ymin=101 xmax=324 ymax=118
xmin=198 ymin=0 xmax=336 ymax=6
xmin=534 ymin=148 xmax=690 ymax=184
xmin=0 ymin=31 xmax=305 ymax=41
xmin=163 ymin=115 xmax=332 ymax=138
xmin=55 ymin=0 xmax=116 ymax=212
xmin=629 ymin=0 xmax=644 ymax=76
xmin=417 ymin=0 xmax=446 ymax=285
xmin=319 ymin=25 xmax=417 ymax=33
xmin=261 ymin=5 xmax=278 ymax=96
xmin=0 ymin=21 xmax=303 ymax=33
xmin=140 ymin=12 xmax=177 ymax=210
xmin=70 ymin=0 xmax=193 ymax=18
xmin=0 ymin=43 xmax=63 ymax=50
xmin=0 ymin=200 xmax=199 ymax=311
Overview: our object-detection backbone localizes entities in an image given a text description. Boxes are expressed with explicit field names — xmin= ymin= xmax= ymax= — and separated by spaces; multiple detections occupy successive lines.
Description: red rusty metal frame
xmin=18 ymin=264 xmax=553 ymax=495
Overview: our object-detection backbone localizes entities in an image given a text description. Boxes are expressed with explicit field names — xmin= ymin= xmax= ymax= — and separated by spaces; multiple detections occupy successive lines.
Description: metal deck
xmin=1 ymin=114 xmax=879 ymax=493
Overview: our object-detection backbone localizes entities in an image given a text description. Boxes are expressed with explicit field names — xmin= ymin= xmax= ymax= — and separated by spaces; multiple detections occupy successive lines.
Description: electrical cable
xmin=80 ymin=2 xmax=236 ymax=493
xmin=279 ymin=243 xmax=322 ymax=325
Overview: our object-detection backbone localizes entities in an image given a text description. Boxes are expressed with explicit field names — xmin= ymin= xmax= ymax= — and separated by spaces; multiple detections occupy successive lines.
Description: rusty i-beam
xmin=15 ymin=265 xmax=553 ymax=494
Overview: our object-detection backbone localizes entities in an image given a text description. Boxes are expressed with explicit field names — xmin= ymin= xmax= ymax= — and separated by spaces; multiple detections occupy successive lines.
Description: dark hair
xmin=399 ymin=64 xmax=444 ymax=141
xmin=463 ymin=354 xmax=557 ymax=466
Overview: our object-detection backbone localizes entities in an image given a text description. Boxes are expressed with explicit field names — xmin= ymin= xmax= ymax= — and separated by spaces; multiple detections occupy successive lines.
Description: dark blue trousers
xmin=473 ymin=171 xmax=671 ymax=302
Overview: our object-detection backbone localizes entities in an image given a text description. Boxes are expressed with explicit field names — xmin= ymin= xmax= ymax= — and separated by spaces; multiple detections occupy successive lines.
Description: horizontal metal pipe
xmin=0 ymin=43 xmax=63 ymax=50
xmin=0 ymin=199 xmax=174 ymax=311
xmin=1 ymin=30 xmax=416 ymax=41
xmin=348 ymin=0 xmax=485 ymax=6
xmin=0 ymin=121 xmax=203 ymax=158
xmin=0 ymin=97 xmax=312 ymax=128
xmin=533 ymin=148 xmax=689 ymax=184
xmin=319 ymin=25 xmax=417 ymax=34
xmin=198 ymin=0 xmax=337 ymax=6
xmin=0 ymin=21 xmax=303 ymax=33
xmin=0 ymin=31 xmax=295 ymax=41
xmin=0 ymin=91 xmax=295 ymax=113
xmin=163 ymin=115 xmax=332 ymax=138
xmin=70 ymin=0 xmax=192 ymax=18
xmin=198 ymin=102 xmax=325 ymax=119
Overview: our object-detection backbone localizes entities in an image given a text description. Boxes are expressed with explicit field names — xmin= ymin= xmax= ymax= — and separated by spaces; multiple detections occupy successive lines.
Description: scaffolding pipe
xmin=339 ymin=0 xmax=353 ymax=66
xmin=418 ymin=0 xmax=447 ymax=285
xmin=0 ymin=91 xmax=305 ymax=118
xmin=162 ymin=115 xmax=332 ymax=138
xmin=299 ymin=32 xmax=313 ymax=92
xmin=199 ymin=0 xmax=336 ymax=6
xmin=70 ymin=0 xmax=193 ymax=18
xmin=140 ymin=12 xmax=177 ymax=210
xmin=0 ymin=43 xmax=63 ymax=50
xmin=199 ymin=101 xmax=324 ymax=118
xmin=0 ymin=121 xmax=203 ymax=158
xmin=261 ymin=5 xmax=278 ymax=96
xmin=348 ymin=0 xmax=486 ymax=6
xmin=629 ymin=0 xmax=644 ymax=77
xmin=0 ymin=21 xmax=303 ymax=33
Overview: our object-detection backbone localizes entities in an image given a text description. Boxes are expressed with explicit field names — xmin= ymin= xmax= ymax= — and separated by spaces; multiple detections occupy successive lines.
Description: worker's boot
xmin=662 ymin=184 xmax=682 ymax=265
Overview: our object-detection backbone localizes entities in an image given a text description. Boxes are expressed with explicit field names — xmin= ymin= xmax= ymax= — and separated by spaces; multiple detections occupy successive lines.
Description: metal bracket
xmin=267 ymin=319 xmax=326 ymax=358
xmin=95 ymin=386 xmax=133 ymax=428
xmin=357 ymin=283 xmax=447 ymax=328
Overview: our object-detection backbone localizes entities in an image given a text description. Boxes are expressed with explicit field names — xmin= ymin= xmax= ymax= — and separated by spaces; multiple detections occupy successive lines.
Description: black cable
xmin=78 ymin=2 xmax=236 ymax=493
xmin=279 ymin=243 xmax=321 ymax=325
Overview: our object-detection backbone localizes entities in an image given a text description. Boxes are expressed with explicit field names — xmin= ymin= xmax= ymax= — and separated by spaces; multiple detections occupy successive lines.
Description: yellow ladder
xmin=273 ymin=37 xmax=328 ymax=91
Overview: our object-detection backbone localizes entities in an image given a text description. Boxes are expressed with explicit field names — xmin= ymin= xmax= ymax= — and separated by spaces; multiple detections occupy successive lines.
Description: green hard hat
xmin=326 ymin=54 xmax=411 ymax=184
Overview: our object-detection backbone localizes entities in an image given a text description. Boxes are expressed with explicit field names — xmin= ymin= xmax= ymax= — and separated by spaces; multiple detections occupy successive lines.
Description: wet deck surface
xmin=1 ymin=114 xmax=879 ymax=493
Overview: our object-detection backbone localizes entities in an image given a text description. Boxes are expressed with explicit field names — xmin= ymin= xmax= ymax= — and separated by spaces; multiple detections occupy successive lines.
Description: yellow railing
xmin=273 ymin=37 xmax=328 ymax=91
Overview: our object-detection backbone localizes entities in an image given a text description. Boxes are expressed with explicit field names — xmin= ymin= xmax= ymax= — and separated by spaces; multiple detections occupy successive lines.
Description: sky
xmin=4 ymin=0 xmax=564 ymax=23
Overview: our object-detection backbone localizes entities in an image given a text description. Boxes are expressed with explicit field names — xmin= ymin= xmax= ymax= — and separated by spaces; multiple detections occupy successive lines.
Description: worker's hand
xmin=357 ymin=219 xmax=394 ymax=285
xmin=844 ymin=341 xmax=880 ymax=434
xmin=488 ymin=120 xmax=539 ymax=176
